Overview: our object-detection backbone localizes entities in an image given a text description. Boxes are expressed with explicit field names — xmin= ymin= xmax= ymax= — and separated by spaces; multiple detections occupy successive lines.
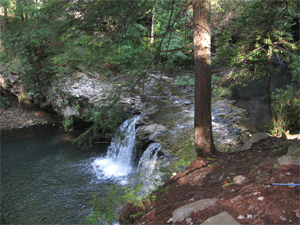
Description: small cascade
xmin=136 ymin=143 xmax=163 ymax=194
xmin=92 ymin=115 xmax=140 ymax=181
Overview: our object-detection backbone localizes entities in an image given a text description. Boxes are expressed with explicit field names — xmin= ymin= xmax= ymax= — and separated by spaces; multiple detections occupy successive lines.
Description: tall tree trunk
xmin=193 ymin=0 xmax=217 ymax=156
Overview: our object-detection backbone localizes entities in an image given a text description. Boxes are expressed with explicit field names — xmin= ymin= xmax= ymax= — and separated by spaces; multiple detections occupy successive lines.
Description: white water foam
xmin=136 ymin=143 xmax=163 ymax=194
xmin=92 ymin=115 xmax=140 ymax=181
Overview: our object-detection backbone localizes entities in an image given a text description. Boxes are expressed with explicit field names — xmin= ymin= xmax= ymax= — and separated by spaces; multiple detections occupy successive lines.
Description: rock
xmin=136 ymin=124 xmax=168 ymax=157
xmin=172 ymin=198 xmax=217 ymax=223
xmin=287 ymin=144 xmax=300 ymax=156
xmin=186 ymin=217 xmax=192 ymax=224
xmin=280 ymin=216 xmax=287 ymax=221
xmin=240 ymin=132 xmax=271 ymax=150
xmin=278 ymin=155 xmax=300 ymax=166
xmin=0 ymin=69 xmax=27 ymax=98
xmin=233 ymin=175 xmax=248 ymax=185
xmin=1 ymin=70 xmax=144 ymax=121
xmin=201 ymin=211 xmax=241 ymax=225
xmin=167 ymin=218 xmax=173 ymax=223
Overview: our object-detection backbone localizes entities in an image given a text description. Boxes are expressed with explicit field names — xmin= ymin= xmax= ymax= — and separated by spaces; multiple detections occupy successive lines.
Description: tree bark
xmin=193 ymin=0 xmax=217 ymax=156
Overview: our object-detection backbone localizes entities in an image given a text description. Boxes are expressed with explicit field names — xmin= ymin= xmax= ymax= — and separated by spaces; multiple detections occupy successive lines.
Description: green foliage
xmin=153 ymin=0 xmax=193 ymax=67
xmin=172 ymin=137 xmax=196 ymax=171
xmin=174 ymin=76 xmax=194 ymax=86
xmin=271 ymin=85 xmax=300 ymax=136
xmin=85 ymin=185 xmax=124 ymax=224
xmin=87 ymin=180 xmax=158 ymax=224
xmin=214 ymin=0 xmax=299 ymax=83
xmin=62 ymin=115 xmax=74 ymax=132
xmin=159 ymin=184 xmax=171 ymax=194
xmin=0 ymin=97 xmax=10 ymax=109
xmin=211 ymin=75 xmax=232 ymax=97
xmin=74 ymin=90 xmax=125 ymax=148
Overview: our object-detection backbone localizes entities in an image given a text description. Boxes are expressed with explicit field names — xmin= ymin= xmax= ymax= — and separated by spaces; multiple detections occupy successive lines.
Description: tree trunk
xmin=193 ymin=0 xmax=217 ymax=156
xmin=150 ymin=0 xmax=156 ymax=49
xmin=16 ymin=0 xmax=24 ymax=21
xmin=4 ymin=6 xmax=9 ymax=27
xmin=267 ymin=72 xmax=273 ymax=118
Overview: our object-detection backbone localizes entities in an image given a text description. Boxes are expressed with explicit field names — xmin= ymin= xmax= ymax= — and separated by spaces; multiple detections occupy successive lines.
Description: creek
xmin=1 ymin=96 xmax=249 ymax=224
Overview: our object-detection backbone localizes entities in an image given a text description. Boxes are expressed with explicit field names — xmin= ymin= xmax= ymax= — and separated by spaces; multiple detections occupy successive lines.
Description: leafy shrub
xmin=174 ymin=76 xmax=194 ymax=86
xmin=0 ymin=97 xmax=10 ymax=109
xmin=271 ymin=85 xmax=300 ymax=136
xmin=211 ymin=75 xmax=232 ymax=97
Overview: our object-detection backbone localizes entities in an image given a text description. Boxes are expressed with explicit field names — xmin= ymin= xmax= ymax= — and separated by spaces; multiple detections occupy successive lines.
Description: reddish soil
xmin=120 ymin=137 xmax=300 ymax=224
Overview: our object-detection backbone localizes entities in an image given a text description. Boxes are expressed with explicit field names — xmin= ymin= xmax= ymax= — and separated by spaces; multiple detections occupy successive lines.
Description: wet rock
xmin=172 ymin=198 xmax=217 ymax=223
xmin=136 ymin=124 xmax=168 ymax=157
xmin=202 ymin=211 xmax=241 ymax=225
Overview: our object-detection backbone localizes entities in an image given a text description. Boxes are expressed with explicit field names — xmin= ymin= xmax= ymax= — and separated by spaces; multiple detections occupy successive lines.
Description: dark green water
xmin=1 ymin=126 xmax=109 ymax=224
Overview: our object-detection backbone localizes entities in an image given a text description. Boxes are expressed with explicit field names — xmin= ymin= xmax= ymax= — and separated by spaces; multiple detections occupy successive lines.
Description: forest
xmin=0 ymin=0 xmax=299 ymax=224
xmin=1 ymin=0 xmax=299 ymax=140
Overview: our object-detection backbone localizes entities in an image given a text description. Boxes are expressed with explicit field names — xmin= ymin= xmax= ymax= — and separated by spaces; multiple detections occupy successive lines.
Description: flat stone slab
xmin=201 ymin=211 xmax=241 ymax=225
xmin=172 ymin=198 xmax=217 ymax=223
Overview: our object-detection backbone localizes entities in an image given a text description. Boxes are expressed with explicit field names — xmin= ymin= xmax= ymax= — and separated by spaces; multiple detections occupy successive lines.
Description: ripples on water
xmin=1 ymin=126 xmax=111 ymax=224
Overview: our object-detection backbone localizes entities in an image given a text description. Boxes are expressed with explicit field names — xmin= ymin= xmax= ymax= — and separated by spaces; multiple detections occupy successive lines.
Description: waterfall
xmin=92 ymin=115 xmax=140 ymax=181
xmin=92 ymin=115 xmax=164 ymax=191
xmin=136 ymin=143 xmax=163 ymax=194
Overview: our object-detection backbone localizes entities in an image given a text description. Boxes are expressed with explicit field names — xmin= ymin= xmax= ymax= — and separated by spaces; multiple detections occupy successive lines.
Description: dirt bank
xmin=120 ymin=137 xmax=300 ymax=224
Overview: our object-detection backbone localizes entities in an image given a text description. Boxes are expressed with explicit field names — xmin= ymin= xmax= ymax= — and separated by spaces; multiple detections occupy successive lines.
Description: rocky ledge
xmin=0 ymin=108 xmax=49 ymax=130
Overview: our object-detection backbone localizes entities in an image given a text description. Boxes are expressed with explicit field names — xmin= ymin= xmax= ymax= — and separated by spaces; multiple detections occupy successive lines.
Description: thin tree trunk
xmin=150 ymin=0 xmax=156 ymax=50
xmin=16 ymin=0 xmax=24 ymax=21
xmin=193 ymin=0 xmax=217 ymax=156
xmin=267 ymin=72 xmax=272 ymax=118
xmin=4 ymin=6 xmax=9 ymax=27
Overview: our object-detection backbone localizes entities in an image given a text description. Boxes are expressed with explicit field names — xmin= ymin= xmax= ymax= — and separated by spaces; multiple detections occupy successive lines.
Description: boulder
xmin=240 ymin=132 xmax=271 ymax=151
xmin=278 ymin=155 xmax=300 ymax=166
xmin=171 ymin=198 xmax=218 ymax=223
xmin=201 ymin=211 xmax=240 ymax=225
xmin=136 ymin=124 xmax=168 ymax=157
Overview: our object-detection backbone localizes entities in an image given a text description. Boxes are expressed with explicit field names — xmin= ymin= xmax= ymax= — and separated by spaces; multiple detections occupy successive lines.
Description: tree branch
xmin=161 ymin=42 xmax=193 ymax=52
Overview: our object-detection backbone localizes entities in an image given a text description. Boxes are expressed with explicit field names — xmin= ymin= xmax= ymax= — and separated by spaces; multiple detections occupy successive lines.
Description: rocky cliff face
xmin=0 ymin=69 xmax=143 ymax=120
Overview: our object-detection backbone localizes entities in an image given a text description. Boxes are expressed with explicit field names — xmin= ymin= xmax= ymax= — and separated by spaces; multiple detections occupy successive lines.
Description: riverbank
xmin=0 ymin=93 xmax=62 ymax=130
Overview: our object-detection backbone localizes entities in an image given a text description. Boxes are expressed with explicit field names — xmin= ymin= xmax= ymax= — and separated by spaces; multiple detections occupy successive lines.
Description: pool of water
xmin=1 ymin=126 xmax=110 ymax=224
